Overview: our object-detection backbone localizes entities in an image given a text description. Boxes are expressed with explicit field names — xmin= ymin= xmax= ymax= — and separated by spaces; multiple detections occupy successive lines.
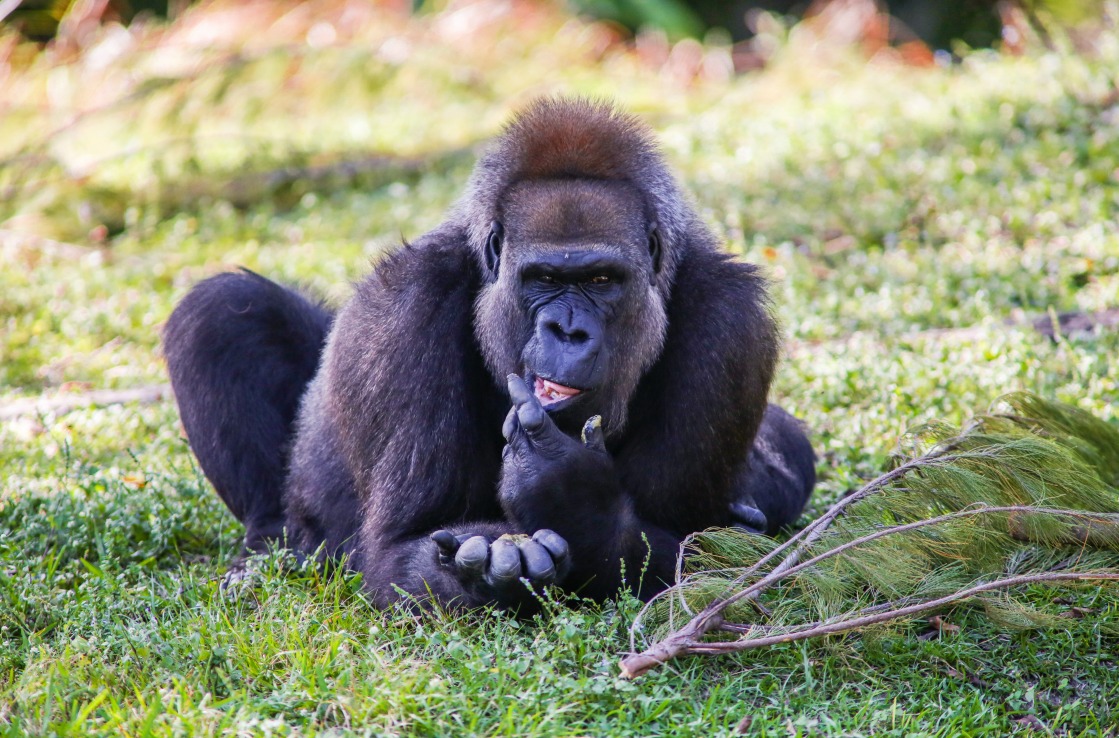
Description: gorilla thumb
xmin=581 ymin=415 xmax=606 ymax=452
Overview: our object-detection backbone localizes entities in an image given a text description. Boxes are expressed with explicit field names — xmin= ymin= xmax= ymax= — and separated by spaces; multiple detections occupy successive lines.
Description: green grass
xmin=1 ymin=4 xmax=1118 ymax=736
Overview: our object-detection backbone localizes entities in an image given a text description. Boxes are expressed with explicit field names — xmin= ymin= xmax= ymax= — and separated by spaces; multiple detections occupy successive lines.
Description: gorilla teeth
xmin=536 ymin=377 xmax=581 ymax=406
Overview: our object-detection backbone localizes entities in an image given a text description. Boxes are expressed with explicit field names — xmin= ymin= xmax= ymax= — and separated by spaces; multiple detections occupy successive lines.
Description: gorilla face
xmin=474 ymin=178 xmax=668 ymax=437
xmin=519 ymin=247 xmax=630 ymax=415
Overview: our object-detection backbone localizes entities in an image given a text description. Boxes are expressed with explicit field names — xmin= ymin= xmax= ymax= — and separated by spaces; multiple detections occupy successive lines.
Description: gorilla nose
xmin=533 ymin=308 xmax=603 ymax=387
xmin=546 ymin=320 xmax=590 ymax=345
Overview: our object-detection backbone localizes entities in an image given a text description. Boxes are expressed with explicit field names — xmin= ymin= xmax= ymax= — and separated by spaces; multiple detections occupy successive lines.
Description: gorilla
xmin=164 ymin=98 xmax=815 ymax=610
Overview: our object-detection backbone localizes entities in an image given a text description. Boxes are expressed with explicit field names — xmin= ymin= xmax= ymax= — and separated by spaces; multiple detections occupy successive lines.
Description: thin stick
xmin=0 ymin=384 xmax=172 ymax=420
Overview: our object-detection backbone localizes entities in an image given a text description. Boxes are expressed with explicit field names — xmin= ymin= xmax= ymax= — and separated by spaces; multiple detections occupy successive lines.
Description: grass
xmin=1 ymin=2 xmax=1118 ymax=735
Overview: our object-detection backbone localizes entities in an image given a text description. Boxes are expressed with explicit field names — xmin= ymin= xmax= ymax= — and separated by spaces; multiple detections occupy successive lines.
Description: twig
xmin=0 ymin=0 xmax=22 ymax=25
xmin=784 ymin=308 xmax=1119 ymax=359
xmin=0 ymin=384 xmax=172 ymax=420
xmin=0 ymin=229 xmax=101 ymax=260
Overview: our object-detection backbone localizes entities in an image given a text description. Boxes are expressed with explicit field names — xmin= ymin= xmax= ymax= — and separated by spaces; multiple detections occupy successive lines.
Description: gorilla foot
xmin=729 ymin=502 xmax=768 ymax=534
xmin=430 ymin=529 xmax=571 ymax=600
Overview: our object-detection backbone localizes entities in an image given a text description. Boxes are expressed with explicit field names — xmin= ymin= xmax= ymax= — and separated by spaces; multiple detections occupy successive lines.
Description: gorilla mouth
xmin=534 ymin=377 xmax=583 ymax=407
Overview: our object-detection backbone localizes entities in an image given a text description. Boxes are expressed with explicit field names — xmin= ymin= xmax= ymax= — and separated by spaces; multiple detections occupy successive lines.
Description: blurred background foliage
xmin=0 ymin=0 xmax=1113 ymax=247
xmin=4 ymin=0 xmax=1111 ymax=47
xmin=1 ymin=0 xmax=1116 ymax=464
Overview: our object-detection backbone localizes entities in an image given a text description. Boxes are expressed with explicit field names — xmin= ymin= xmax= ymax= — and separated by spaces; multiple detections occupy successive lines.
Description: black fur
xmin=163 ymin=269 xmax=333 ymax=551
xmin=163 ymin=99 xmax=815 ymax=610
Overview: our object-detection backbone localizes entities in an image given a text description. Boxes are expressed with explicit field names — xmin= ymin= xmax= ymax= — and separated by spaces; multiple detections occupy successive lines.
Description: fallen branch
xmin=619 ymin=394 xmax=1119 ymax=679
xmin=620 ymin=570 xmax=1119 ymax=678
xmin=784 ymin=308 xmax=1119 ymax=360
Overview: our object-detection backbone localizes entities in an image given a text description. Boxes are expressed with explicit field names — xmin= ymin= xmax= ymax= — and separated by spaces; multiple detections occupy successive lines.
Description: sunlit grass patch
xmin=1 ymin=1 xmax=1118 ymax=734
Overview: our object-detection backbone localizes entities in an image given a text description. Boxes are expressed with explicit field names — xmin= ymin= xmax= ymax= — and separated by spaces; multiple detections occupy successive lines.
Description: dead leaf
xmin=919 ymin=615 xmax=961 ymax=640
xmin=123 ymin=474 xmax=147 ymax=489
xmin=1059 ymin=606 xmax=1094 ymax=619
xmin=1012 ymin=714 xmax=1046 ymax=731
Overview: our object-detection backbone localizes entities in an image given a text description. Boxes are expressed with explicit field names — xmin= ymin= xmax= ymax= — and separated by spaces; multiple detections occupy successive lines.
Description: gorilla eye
xmin=538 ymin=274 xmax=557 ymax=284
xmin=589 ymin=275 xmax=612 ymax=285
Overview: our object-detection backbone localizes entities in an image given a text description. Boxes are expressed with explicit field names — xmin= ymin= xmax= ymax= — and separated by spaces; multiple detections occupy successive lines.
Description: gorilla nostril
xmin=547 ymin=321 xmax=588 ymax=344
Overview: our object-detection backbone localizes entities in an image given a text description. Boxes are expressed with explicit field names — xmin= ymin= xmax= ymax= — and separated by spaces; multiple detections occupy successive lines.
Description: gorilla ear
xmin=648 ymin=223 xmax=663 ymax=277
xmin=485 ymin=221 xmax=503 ymax=276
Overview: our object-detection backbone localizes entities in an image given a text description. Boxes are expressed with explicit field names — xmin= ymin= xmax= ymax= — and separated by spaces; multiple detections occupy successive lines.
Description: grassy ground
xmin=1 ymin=3 xmax=1118 ymax=735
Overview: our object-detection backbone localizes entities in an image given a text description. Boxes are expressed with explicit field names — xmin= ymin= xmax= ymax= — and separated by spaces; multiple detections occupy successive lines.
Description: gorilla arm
xmin=617 ymin=248 xmax=780 ymax=578
xmin=320 ymin=232 xmax=570 ymax=609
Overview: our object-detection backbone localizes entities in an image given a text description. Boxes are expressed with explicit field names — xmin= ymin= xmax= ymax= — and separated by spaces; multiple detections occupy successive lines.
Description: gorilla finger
xmin=502 ymin=405 xmax=518 ymax=441
xmin=455 ymin=536 xmax=490 ymax=577
xmin=430 ymin=529 xmax=460 ymax=558
xmin=487 ymin=537 xmax=522 ymax=585
xmin=532 ymin=529 xmax=572 ymax=579
xmin=518 ymin=539 xmax=556 ymax=584
xmin=581 ymin=415 xmax=606 ymax=452
xmin=502 ymin=406 xmax=534 ymax=457
xmin=506 ymin=374 xmax=537 ymax=409
xmin=516 ymin=399 xmax=548 ymax=433
xmin=507 ymin=375 xmax=555 ymax=436
xmin=532 ymin=529 xmax=569 ymax=558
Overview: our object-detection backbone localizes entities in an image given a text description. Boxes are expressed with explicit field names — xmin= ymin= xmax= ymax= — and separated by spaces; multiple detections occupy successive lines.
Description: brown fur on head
xmin=455 ymin=97 xmax=710 ymax=300
xmin=501 ymin=178 xmax=648 ymax=248
xmin=496 ymin=99 xmax=658 ymax=182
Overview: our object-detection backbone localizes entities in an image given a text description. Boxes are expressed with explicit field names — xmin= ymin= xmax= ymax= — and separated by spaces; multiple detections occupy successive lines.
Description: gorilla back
xmin=164 ymin=98 xmax=815 ymax=610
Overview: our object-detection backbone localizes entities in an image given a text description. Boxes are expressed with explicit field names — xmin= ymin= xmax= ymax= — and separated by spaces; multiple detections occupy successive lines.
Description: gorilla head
xmin=469 ymin=100 xmax=687 ymax=436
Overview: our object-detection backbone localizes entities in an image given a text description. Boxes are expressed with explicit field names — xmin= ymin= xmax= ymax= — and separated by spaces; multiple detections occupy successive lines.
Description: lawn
xmin=1 ymin=2 xmax=1117 ymax=735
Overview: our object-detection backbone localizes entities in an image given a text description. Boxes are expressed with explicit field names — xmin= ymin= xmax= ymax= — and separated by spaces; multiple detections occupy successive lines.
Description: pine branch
xmin=620 ymin=506 xmax=1118 ymax=678
xmin=619 ymin=394 xmax=1119 ymax=679
xmin=623 ymin=571 xmax=1119 ymax=672
xmin=625 ymin=449 xmax=970 ymax=656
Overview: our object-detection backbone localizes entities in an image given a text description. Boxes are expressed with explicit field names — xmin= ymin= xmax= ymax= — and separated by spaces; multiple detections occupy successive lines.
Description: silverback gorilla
xmin=164 ymin=98 xmax=815 ymax=611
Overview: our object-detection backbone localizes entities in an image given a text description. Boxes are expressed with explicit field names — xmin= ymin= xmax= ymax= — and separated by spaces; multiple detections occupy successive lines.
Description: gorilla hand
xmin=430 ymin=529 xmax=571 ymax=600
xmin=499 ymin=375 xmax=624 ymax=536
